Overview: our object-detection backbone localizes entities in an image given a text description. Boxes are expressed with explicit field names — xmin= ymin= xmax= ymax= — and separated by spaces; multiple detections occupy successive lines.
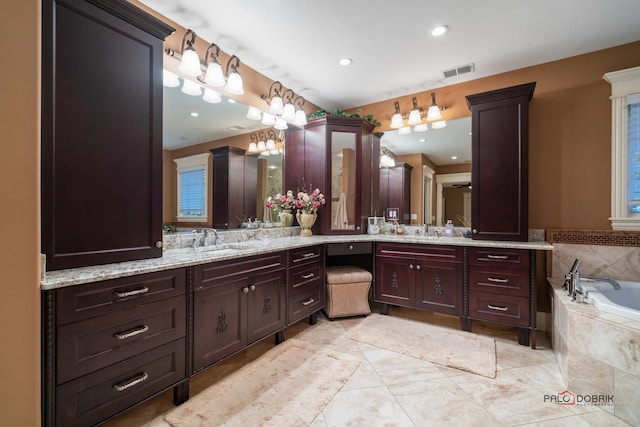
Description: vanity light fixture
xmin=293 ymin=96 xmax=308 ymax=126
xmin=261 ymin=112 xmax=276 ymax=126
xmin=202 ymin=87 xmax=222 ymax=103
xmin=262 ymin=81 xmax=285 ymax=116
xmin=181 ymin=79 xmax=202 ymax=96
xmin=398 ymin=126 xmax=412 ymax=135
xmin=426 ymin=92 xmax=443 ymax=121
xmin=248 ymin=134 xmax=259 ymax=152
xmin=257 ymin=131 xmax=267 ymax=151
xmin=274 ymin=116 xmax=288 ymax=130
xmin=224 ymin=55 xmax=244 ymax=95
xmin=390 ymin=101 xmax=404 ymax=128
xmin=163 ymin=70 xmax=180 ymax=87
xmin=246 ymin=106 xmax=263 ymax=121
xmin=414 ymin=123 xmax=429 ymax=132
xmin=266 ymin=130 xmax=277 ymax=150
xmin=178 ymin=29 xmax=202 ymax=77
xmin=407 ymin=97 xmax=423 ymax=125
xmin=203 ymin=43 xmax=225 ymax=87
xmin=432 ymin=120 xmax=447 ymax=129
xmin=281 ymin=89 xmax=297 ymax=122
xmin=380 ymin=147 xmax=396 ymax=168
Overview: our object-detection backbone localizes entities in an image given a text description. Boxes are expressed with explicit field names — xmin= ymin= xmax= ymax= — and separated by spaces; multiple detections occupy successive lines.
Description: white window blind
xmin=628 ymin=93 xmax=640 ymax=214
xmin=174 ymin=153 xmax=209 ymax=222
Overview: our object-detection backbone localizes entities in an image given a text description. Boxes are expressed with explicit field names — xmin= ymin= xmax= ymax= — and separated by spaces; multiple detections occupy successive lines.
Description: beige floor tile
xmin=341 ymin=358 xmax=385 ymax=390
xmin=362 ymin=347 xmax=437 ymax=373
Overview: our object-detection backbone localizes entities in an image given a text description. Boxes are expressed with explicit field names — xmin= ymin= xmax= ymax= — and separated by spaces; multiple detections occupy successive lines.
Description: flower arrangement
xmin=265 ymin=190 xmax=296 ymax=211
xmin=295 ymin=188 xmax=326 ymax=214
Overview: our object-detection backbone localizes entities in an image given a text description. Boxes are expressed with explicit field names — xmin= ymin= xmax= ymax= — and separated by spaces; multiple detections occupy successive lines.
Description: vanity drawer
xmin=469 ymin=248 xmax=529 ymax=268
xmin=287 ymin=284 xmax=325 ymax=324
xmin=376 ymin=242 xmax=463 ymax=262
xmin=288 ymin=261 xmax=324 ymax=292
xmin=288 ymin=244 xmax=324 ymax=266
xmin=469 ymin=266 xmax=530 ymax=297
xmin=57 ymin=295 xmax=185 ymax=384
xmin=468 ymin=292 xmax=529 ymax=327
xmin=56 ymin=338 xmax=186 ymax=427
xmin=56 ymin=268 xmax=186 ymax=324
xmin=326 ymin=242 xmax=372 ymax=256
xmin=194 ymin=252 xmax=285 ymax=289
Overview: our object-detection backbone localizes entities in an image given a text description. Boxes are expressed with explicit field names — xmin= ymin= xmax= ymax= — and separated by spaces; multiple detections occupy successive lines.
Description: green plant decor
xmin=307 ymin=108 xmax=381 ymax=127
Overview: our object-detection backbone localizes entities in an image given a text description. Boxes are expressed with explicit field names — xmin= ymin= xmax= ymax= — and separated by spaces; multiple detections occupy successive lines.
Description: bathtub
xmin=580 ymin=278 xmax=640 ymax=321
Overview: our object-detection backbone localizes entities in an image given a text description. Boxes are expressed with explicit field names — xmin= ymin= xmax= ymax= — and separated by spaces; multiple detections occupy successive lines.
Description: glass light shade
xmin=390 ymin=113 xmax=404 ymax=129
xmin=225 ymin=71 xmax=244 ymax=95
xmin=204 ymin=61 xmax=225 ymax=87
xmin=398 ymin=126 xmax=412 ymax=135
xmin=261 ymin=112 xmax=276 ymax=126
xmin=246 ymin=106 xmax=262 ymax=121
xmin=414 ymin=123 xmax=429 ymax=132
xmin=426 ymin=105 xmax=442 ymax=121
xmin=281 ymin=103 xmax=296 ymax=122
xmin=407 ymin=109 xmax=422 ymax=125
xmin=431 ymin=120 xmax=447 ymax=129
xmin=163 ymin=70 xmax=180 ymax=87
xmin=181 ymin=79 xmax=202 ymax=96
xmin=257 ymin=140 xmax=266 ymax=151
xmin=203 ymin=88 xmax=222 ymax=103
xmin=274 ymin=117 xmax=288 ymax=130
xmin=261 ymin=150 xmax=270 ymax=156
xmin=268 ymin=96 xmax=284 ymax=115
xmin=178 ymin=48 xmax=202 ymax=77
xmin=294 ymin=109 xmax=308 ymax=126
xmin=266 ymin=138 xmax=276 ymax=150
xmin=248 ymin=142 xmax=258 ymax=152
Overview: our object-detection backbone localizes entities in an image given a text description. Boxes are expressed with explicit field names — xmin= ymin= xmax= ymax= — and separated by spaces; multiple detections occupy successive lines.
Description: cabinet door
xmin=41 ymin=0 xmax=173 ymax=270
xmin=415 ymin=261 xmax=463 ymax=315
xmin=247 ymin=269 xmax=286 ymax=344
xmin=374 ymin=255 xmax=415 ymax=307
xmin=193 ymin=278 xmax=247 ymax=373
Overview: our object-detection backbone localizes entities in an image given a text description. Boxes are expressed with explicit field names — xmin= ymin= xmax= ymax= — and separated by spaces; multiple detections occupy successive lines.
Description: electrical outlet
xmin=410 ymin=213 xmax=417 ymax=220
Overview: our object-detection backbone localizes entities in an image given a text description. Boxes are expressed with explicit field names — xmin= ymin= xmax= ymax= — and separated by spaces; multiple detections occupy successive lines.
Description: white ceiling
xmin=146 ymin=0 xmax=640 ymax=162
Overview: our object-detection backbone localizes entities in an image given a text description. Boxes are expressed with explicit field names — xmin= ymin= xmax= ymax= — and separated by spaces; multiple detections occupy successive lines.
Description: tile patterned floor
xmin=103 ymin=306 xmax=630 ymax=427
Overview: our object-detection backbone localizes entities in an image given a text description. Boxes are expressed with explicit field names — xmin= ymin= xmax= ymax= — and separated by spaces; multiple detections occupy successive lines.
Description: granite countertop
xmin=41 ymin=233 xmax=553 ymax=291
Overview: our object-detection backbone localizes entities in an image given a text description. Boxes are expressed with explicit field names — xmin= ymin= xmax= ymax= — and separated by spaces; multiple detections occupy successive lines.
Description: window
xmin=174 ymin=153 xmax=210 ymax=222
xmin=604 ymin=66 xmax=640 ymax=231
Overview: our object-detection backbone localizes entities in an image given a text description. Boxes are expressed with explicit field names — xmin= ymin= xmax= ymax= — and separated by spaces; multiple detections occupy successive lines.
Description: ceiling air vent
xmin=442 ymin=63 xmax=475 ymax=79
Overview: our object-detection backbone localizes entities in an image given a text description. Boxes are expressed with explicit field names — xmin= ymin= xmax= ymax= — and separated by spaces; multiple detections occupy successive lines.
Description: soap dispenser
xmin=445 ymin=220 xmax=454 ymax=237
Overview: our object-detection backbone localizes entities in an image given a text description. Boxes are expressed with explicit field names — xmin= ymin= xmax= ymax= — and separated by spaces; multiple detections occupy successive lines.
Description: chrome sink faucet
xmin=204 ymin=228 xmax=218 ymax=246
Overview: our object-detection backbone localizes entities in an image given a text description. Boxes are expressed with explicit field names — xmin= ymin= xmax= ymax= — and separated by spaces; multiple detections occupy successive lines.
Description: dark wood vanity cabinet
xmin=284 ymin=117 xmax=380 ymax=235
xmin=466 ymin=247 xmax=536 ymax=347
xmin=192 ymin=252 xmax=286 ymax=373
xmin=41 ymin=0 xmax=174 ymax=270
xmin=379 ymin=162 xmax=413 ymax=224
xmin=211 ymin=146 xmax=258 ymax=229
xmin=466 ymin=82 xmax=536 ymax=242
xmin=375 ymin=243 xmax=464 ymax=317
xmin=287 ymin=245 xmax=326 ymax=324
xmin=42 ymin=268 xmax=188 ymax=427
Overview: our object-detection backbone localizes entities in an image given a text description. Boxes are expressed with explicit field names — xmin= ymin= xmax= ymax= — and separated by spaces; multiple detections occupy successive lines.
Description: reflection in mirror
xmin=331 ymin=131 xmax=357 ymax=230
xmin=380 ymin=116 xmax=472 ymax=226
xmin=162 ymin=82 xmax=283 ymax=228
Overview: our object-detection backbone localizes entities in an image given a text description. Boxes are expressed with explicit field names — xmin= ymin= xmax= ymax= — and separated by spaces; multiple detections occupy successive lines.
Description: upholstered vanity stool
xmin=324 ymin=266 xmax=373 ymax=319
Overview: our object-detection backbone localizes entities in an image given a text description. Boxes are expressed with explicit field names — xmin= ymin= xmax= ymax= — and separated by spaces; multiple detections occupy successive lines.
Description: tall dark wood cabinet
xmin=466 ymin=82 xmax=536 ymax=242
xmin=379 ymin=162 xmax=412 ymax=223
xmin=41 ymin=0 xmax=174 ymax=270
xmin=210 ymin=146 xmax=258 ymax=229
xmin=284 ymin=116 xmax=379 ymax=234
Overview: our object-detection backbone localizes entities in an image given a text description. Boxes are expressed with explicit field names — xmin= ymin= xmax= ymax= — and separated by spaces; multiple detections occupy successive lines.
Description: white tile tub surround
xmin=551 ymin=243 xmax=640 ymax=282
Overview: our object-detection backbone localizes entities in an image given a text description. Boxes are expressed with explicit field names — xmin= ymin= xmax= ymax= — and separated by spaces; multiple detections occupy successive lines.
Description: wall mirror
xmin=330 ymin=131 xmax=357 ymax=230
xmin=379 ymin=116 xmax=472 ymax=226
xmin=162 ymin=82 xmax=282 ymax=226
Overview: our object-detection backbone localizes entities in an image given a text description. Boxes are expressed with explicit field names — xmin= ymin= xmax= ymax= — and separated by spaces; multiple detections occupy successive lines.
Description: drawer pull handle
xmin=301 ymin=298 xmax=315 ymax=306
xmin=487 ymin=304 xmax=509 ymax=312
xmin=113 ymin=286 xmax=149 ymax=298
xmin=113 ymin=372 xmax=149 ymax=392
xmin=486 ymin=255 xmax=509 ymax=260
xmin=302 ymin=273 xmax=315 ymax=279
xmin=114 ymin=325 xmax=149 ymax=340
xmin=302 ymin=252 xmax=316 ymax=258
xmin=487 ymin=277 xmax=509 ymax=283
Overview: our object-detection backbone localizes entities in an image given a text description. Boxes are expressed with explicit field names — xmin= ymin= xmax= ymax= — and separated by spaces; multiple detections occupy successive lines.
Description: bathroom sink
xmin=193 ymin=243 xmax=251 ymax=253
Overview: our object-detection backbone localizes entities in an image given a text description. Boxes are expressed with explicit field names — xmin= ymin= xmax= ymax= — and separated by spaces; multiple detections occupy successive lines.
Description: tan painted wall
xmin=351 ymin=41 xmax=640 ymax=230
xmin=0 ymin=0 xmax=41 ymax=425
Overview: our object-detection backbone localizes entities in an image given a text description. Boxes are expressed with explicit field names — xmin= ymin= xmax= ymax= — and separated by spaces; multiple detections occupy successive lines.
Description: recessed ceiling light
xmin=339 ymin=58 xmax=353 ymax=66
xmin=431 ymin=25 xmax=448 ymax=37
xmin=419 ymin=138 xmax=427 ymax=143
xmin=189 ymin=112 xmax=199 ymax=117
xmin=227 ymin=98 xmax=236 ymax=103
xmin=451 ymin=155 xmax=458 ymax=160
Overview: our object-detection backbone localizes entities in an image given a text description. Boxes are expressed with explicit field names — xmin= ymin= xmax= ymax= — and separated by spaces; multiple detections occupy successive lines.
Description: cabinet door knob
xmin=416 ymin=265 xmax=421 ymax=270
xmin=242 ymin=287 xmax=249 ymax=294
xmin=155 ymin=240 xmax=163 ymax=248
xmin=249 ymin=284 xmax=256 ymax=291
xmin=472 ymin=229 xmax=478 ymax=233
xmin=348 ymin=245 xmax=353 ymax=250
xmin=409 ymin=264 xmax=414 ymax=269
